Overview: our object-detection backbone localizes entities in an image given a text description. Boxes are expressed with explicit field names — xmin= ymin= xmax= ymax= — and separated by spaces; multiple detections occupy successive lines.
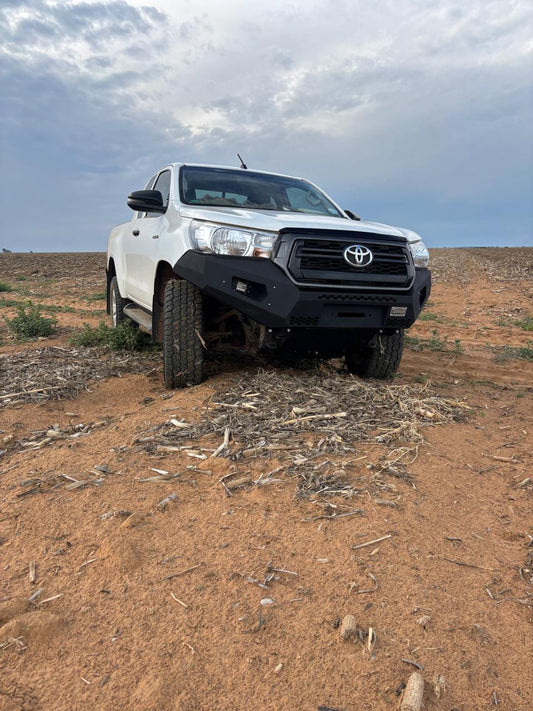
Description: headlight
xmin=189 ymin=220 xmax=277 ymax=258
xmin=409 ymin=240 xmax=430 ymax=268
xmin=211 ymin=228 xmax=251 ymax=256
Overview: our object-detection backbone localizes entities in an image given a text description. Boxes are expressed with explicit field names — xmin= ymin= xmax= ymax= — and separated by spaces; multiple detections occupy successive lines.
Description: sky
xmin=0 ymin=0 xmax=532 ymax=252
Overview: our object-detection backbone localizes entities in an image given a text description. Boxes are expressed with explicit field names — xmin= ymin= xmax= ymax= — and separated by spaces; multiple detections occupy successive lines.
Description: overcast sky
xmin=0 ymin=0 xmax=531 ymax=252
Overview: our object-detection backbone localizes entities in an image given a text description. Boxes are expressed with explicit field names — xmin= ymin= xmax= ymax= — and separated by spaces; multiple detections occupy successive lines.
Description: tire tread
xmin=163 ymin=279 xmax=204 ymax=388
xmin=346 ymin=331 xmax=404 ymax=379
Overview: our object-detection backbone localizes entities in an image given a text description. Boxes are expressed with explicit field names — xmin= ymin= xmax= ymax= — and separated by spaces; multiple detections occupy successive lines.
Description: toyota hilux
xmin=106 ymin=163 xmax=431 ymax=387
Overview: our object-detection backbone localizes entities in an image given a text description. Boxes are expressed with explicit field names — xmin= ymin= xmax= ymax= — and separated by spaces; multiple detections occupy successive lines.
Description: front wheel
xmin=345 ymin=330 xmax=404 ymax=379
xmin=162 ymin=279 xmax=205 ymax=388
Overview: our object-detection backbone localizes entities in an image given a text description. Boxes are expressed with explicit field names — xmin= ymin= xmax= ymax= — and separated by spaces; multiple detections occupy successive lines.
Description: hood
xmin=177 ymin=204 xmax=417 ymax=241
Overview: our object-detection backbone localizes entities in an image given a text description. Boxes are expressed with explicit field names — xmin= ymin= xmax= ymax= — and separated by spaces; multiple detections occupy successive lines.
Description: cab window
xmin=144 ymin=170 xmax=171 ymax=218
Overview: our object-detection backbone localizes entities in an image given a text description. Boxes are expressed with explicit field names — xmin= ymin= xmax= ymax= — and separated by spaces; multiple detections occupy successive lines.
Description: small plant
xmin=4 ymin=301 xmax=57 ymax=339
xmin=0 ymin=297 xmax=23 ymax=308
xmin=419 ymin=310 xmax=445 ymax=323
xmin=426 ymin=330 xmax=447 ymax=351
xmin=428 ymin=330 xmax=463 ymax=354
xmin=514 ymin=315 xmax=533 ymax=332
xmin=493 ymin=341 xmax=533 ymax=363
xmin=405 ymin=330 xmax=462 ymax=354
xmin=14 ymin=275 xmax=28 ymax=281
xmin=412 ymin=374 xmax=430 ymax=384
xmin=42 ymin=303 xmax=76 ymax=314
xmin=0 ymin=281 xmax=14 ymax=292
xmin=81 ymin=291 xmax=107 ymax=302
xmin=404 ymin=335 xmax=422 ymax=350
xmin=70 ymin=320 xmax=153 ymax=351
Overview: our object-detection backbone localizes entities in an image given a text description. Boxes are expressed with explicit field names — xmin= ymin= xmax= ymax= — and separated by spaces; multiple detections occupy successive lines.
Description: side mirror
xmin=127 ymin=190 xmax=165 ymax=213
xmin=344 ymin=209 xmax=361 ymax=221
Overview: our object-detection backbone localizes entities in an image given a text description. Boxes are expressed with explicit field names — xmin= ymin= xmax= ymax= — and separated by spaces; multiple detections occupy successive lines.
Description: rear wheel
xmin=109 ymin=276 xmax=127 ymax=327
xmin=163 ymin=279 xmax=205 ymax=388
xmin=345 ymin=330 xmax=404 ymax=379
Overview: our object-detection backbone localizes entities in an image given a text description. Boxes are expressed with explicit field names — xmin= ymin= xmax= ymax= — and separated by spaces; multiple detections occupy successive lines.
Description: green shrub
xmin=405 ymin=329 xmax=463 ymax=354
xmin=0 ymin=297 xmax=22 ymax=308
xmin=70 ymin=320 xmax=152 ymax=351
xmin=493 ymin=341 xmax=533 ymax=362
xmin=515 ymin=315 xmax=533 ymax=332
xmin=0 ymin=281 xmax=14 ymax=292
xmin=42 ymin=303 xmax=76 ymax=313
xmin=5 ymin=301 xmax=57 ymax=338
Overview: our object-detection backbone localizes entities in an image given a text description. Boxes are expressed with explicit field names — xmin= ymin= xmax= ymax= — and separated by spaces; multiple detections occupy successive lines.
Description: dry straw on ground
xmin=0 ymin=347 xmax=468 ymax=508
xmin=430 ymin=247 xmax=532 ymax=284
xmin=0 ymin=346 xmax=160 ymax=406
xmin=137 ymin=368 xmax=466 ymax=448
xmin=135 ymin=368 xmax=468 ymax=505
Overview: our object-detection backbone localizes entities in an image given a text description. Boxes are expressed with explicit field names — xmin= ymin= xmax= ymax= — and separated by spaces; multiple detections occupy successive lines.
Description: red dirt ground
xmin=0 ymin=250 xmax=531 ymax=711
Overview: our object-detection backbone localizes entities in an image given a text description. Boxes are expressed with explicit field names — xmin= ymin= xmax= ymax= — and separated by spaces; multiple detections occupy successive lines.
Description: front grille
xmin=285 ymin=234 xmax=412 ymax=289
xmin=299 ymin=241 xmax=407 ymax=275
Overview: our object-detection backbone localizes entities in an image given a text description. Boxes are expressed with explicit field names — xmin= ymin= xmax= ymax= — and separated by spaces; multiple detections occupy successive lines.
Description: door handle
xmin=132 ymin=229 xmax=140 ymax=236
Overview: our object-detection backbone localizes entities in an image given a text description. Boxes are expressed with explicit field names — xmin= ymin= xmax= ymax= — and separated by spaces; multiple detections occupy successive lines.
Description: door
xmin=124 ymin=169 xmax=171 ymax=308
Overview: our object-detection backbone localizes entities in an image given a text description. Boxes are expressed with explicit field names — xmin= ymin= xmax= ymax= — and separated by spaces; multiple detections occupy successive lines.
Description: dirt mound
xmin=0 ymin=611 xmax=64 ymax=647
xmin=99 ymin=534 xmax=143 ymax=573
xmin=0 ymin=599 xmax=29 ymax=626
xmin=131 ymin=674 xmax=178 ymax=711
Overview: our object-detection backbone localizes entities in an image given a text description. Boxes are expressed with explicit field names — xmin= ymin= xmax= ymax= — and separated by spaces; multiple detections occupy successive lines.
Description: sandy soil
xmin=0 ymin=250 xmax=531 ymax=711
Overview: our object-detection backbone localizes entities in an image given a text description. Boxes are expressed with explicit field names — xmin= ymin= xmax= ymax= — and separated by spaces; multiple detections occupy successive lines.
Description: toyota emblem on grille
xmin=343 ymin=244 xmax=373 ymax=267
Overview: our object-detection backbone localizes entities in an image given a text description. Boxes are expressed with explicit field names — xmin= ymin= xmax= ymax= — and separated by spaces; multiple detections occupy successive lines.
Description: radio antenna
xmin=237 ymin=154 xmax=247 ymax=170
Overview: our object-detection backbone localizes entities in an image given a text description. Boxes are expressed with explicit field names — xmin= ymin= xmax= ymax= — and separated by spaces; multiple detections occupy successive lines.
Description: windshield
xmin=179 ymin=166 xmax=343 ymax=217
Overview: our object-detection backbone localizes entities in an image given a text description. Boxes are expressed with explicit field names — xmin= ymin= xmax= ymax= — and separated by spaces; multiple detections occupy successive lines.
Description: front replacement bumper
xmin=174 ymin=250 xmax=431 ymax=332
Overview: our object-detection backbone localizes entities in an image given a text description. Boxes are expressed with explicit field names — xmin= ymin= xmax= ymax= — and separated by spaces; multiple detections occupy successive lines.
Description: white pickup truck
xmin=106 ymin=163 xmax=431 ymax=387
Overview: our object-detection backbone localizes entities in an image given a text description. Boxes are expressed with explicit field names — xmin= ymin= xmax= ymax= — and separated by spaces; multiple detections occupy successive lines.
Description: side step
xmin=123 ymin=304 xmax=152 ymax=333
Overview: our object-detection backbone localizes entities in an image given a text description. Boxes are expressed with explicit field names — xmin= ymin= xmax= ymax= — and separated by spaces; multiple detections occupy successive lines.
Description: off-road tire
xmin=163 ymin=279 xmax=204 ymax=388
xmin=109 ymin=276 xmax=127 ymax=327
xmin=345 ymin=330 xmax=404 ymax=379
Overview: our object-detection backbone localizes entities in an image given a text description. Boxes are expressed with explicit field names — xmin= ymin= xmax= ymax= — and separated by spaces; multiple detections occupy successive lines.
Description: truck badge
xmin=343 ymin=244 xmax=373 ymax=267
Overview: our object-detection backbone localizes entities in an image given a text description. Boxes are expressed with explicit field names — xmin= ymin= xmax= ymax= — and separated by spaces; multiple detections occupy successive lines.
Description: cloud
xmin=0 ymin=0 xmax=531 ymax=251
xmin=2 ymin=0 xmax=165 ymax=45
